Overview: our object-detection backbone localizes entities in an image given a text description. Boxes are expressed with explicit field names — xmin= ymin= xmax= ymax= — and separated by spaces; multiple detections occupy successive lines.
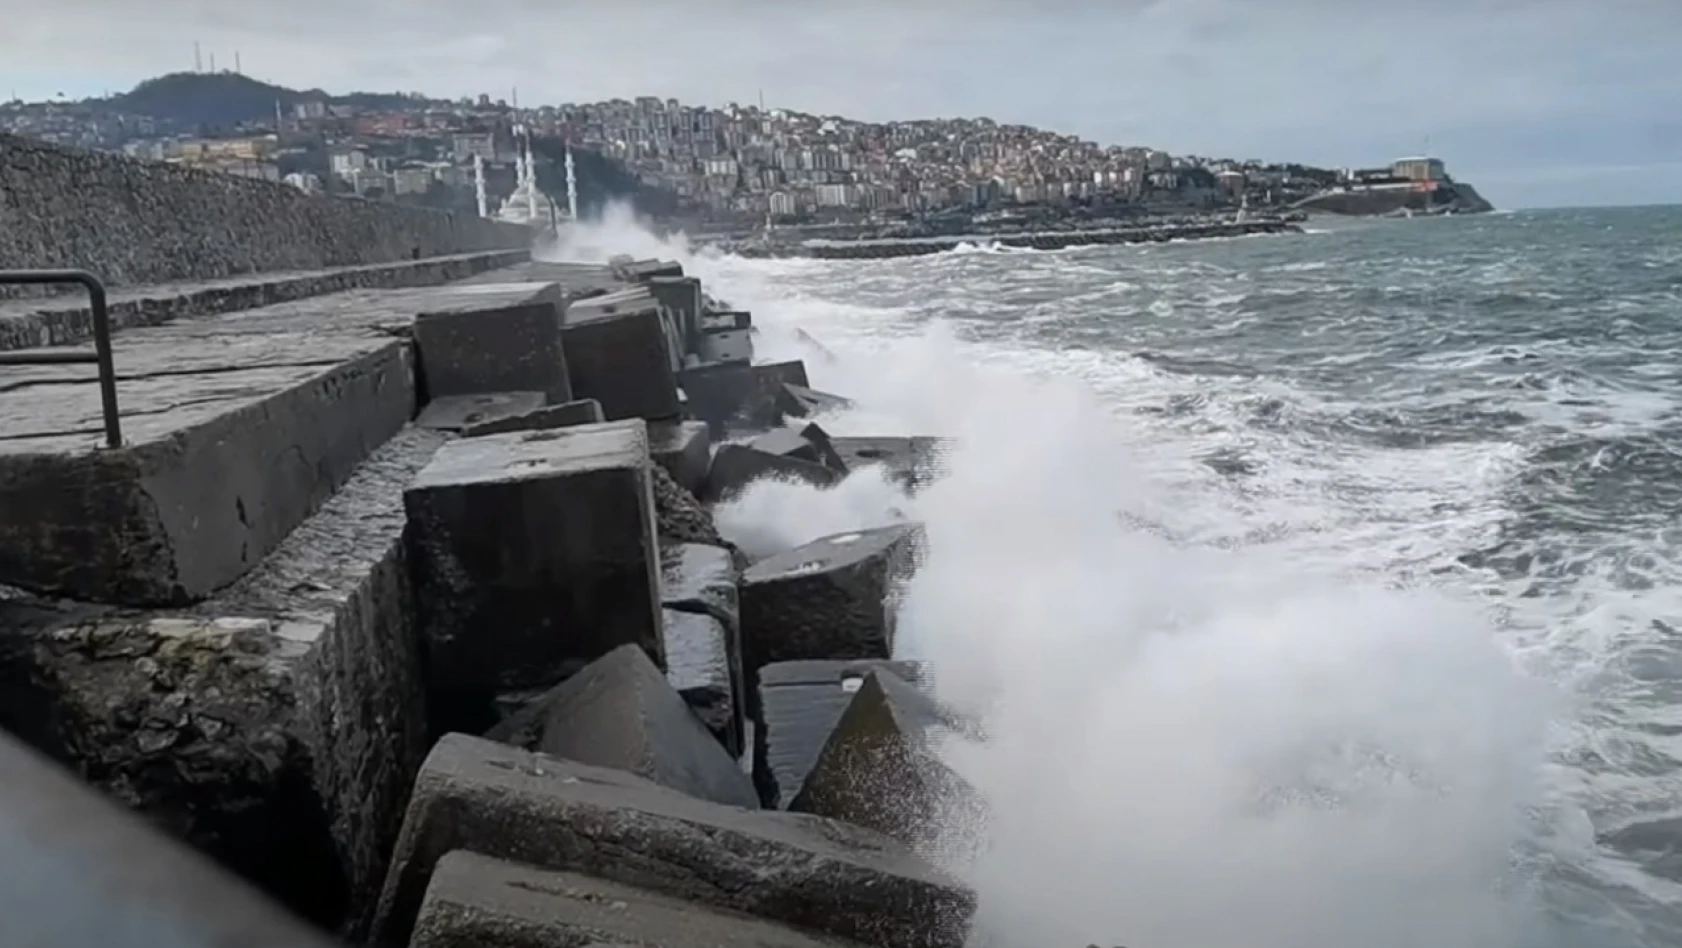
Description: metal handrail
xmin=0 ymin=270 xmax=122 ymax=447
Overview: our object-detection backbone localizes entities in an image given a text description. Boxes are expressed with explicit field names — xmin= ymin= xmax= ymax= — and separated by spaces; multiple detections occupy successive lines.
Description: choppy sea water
xmin=553 ymin=206 xmax=1682 ymax=948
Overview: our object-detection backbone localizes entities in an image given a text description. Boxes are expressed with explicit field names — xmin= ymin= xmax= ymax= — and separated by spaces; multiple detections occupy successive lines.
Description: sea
xmin=549 ymin=205 xmax=1682 ymax=948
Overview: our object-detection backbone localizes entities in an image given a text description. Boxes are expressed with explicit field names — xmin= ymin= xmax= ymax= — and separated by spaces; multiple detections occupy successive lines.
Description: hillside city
xmin=0 ymin=71 xmax=1448 ymax=229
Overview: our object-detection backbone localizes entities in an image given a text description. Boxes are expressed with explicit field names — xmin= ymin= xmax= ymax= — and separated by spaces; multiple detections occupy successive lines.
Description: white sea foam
xmin=537 ymin=208 xmax=1596 ymax=948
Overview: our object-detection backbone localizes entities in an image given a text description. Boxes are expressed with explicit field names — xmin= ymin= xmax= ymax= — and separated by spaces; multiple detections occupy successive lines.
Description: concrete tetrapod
xmin=369 ymin=733 xmax=975 ymax=948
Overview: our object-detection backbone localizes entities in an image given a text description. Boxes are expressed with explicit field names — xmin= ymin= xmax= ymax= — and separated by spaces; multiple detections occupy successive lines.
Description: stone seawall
xmin=730 ymin=217 xmax=1300 ymax=260
xmin=0 ymin=134 xmax=530 ymax=298
xmin=0 ymin=253 xmax=984 ymax=947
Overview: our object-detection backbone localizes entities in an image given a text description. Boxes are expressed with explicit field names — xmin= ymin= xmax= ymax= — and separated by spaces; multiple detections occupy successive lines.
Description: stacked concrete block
xmin=705 ymin=443 xmax=843 ymax=502
xmin=368 ymin=734 xmax=975 ymax=948
xmin=739 ymin=523 xmax=924 ymax=712
xmin=779 ymin=383 xmax=855 ymax=419
xmin=696 ymin=309 xmax=753 ymax=365
xmin=608 ymin=256 xmax=684 ymax=282
xmin=416 ymin=391 xmax=548 ymax=433
xmin=645 ymin=275 xmax=704 ymax=351
xmin=416 ymin=390 xmax=605 ymax=438
xmin=563 ymin=288 xmax=683 ymax=421
xmin=457 ymin=397 xmax=604 ymax=436
xmin=751 ymin=659 xmax=926 ymax=810
xmin=751 ymin=422 xmax=850 ymax=476
xmin=411 ymin=852 xmax=873 ymax=948
xmin=412 ymin=282 xmax=572 ymax=403
xmin=486 ymin=644 xmax=756 ymax=808
xmin=647 ymin=419 xmax=711 ymax=495
xmin=679 ymin=359 xmax=810 ymax=435
xmin=660 ymin=542 xmax=745 ymax=755
xmin=830 ymin=436 xmax=954 ymax=491
xmin=790 ymin=669 xmax=983 ymax=847
xmin=403 ymin=419 xmax=663 ymax=733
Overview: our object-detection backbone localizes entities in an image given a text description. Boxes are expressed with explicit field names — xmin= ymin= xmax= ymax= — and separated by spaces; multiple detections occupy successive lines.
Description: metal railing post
xmin=0 ymin=270 xmax=123 ymax=447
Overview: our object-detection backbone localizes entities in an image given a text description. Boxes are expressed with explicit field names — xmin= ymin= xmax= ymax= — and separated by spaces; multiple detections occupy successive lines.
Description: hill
xmin=82 ymin=72 xmax=678 ymax=218
xmin=528 ymin=136 xmax=679 ymax=221
xmin=99 ymin=72 xmax=443 ymax=131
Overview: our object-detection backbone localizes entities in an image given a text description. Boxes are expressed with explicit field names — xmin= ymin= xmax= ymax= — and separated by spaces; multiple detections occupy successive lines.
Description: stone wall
xmin=0 ymin=134 xmax=531 ymax=296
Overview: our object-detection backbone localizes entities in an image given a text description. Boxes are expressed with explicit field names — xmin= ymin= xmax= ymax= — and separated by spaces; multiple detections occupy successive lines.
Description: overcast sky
xmin=4 ymin=0 xmax=1679 ymax=208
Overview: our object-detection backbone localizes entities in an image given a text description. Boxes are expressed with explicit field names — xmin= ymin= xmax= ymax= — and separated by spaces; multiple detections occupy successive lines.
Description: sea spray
xmin=537 ymin=206 xmax=1568 ymax=948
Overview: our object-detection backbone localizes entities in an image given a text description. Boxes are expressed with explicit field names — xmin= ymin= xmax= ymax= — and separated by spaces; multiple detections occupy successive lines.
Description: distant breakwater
xmin=724 ymin=218 xmax=1301 ymax=260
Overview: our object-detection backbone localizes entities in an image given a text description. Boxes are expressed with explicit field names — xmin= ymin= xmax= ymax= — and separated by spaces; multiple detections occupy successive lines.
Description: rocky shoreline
xmin=0 ymin=252 xmax=991 ymax=947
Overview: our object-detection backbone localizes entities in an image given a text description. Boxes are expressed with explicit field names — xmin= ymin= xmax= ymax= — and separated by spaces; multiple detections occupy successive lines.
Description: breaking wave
xmin=539 ymin=203 xmax=1681 ymax=948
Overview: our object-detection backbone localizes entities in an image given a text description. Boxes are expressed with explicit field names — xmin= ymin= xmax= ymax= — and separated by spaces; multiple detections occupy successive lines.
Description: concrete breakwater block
xmin=486 ymin=643 xmax=756 ymax=808
xmin=752 ymin=659 xmax=926 ymax=810
xmin=648 ymin=419 xmax=711 ymax=495
xmin=416 ymin=390 xmax=604 ymax=440
xmin=700 ymin=309 xmax=752 ymax=332
xmin=608 ymin=256 xmax=684 ymax=282
xmin=404 ymin=420 xmax=663 ymax=733
xmin=705 ymin=443 xmax=843 ymax=503
xmin=368 ymin=734 xmax=975 ymax=948
xmin=0 ymin=328 xmax=414 ymax=606
xmin=0 ymin=728 xmax=340 ymax=948
xmin=563 ymin=289 xmax=682 ymax=422
xmin=752 ymin=422 xmax=850 ymax=476
xmin=0 ymin=427 xmax=446 ymax=935
xmin=790 ymin=669 xmax=983 ymax=847
xmin=697 ymin=325 xmax=754 ymax=365
xmin=661 ymin=542 xmax=740 ymax=631
xmin=662 ymin=542 xmax=744 ymax=754
xmin=412 ymin=282 xmax=572 ymax=404
xmin=415 ymin=391 xmax=546 ymax=432
xmin=454 ymin=397 xmax=604 ymax=437
xmin=679 ymin=359 xmax=810 ymax=435
xmin=645 ymin=275 xmax=703 ymax=347
xmin=780 ymin=383 xmax=855 ymax=420
xmin=652 ymin=463 xmax=727 ymax=548
xmin=696 ymin=309 xmax=755 ymax=365
xmin=739 ymin=523 xmax=924 ymax=712
xmin=411 ymin=851 xmax=872 ymax=948
xmin=662 ymin=610 xmax=739 ymax=756
xmin=830 ymin=436 xmax=953 ymax=491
